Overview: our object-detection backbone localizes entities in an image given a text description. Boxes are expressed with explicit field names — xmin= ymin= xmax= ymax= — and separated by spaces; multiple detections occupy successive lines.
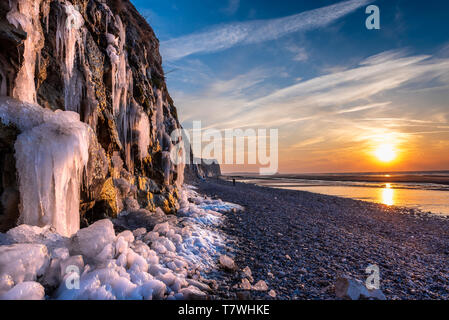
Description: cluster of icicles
xmin=0 ymin=0 xmax=185 ymax=236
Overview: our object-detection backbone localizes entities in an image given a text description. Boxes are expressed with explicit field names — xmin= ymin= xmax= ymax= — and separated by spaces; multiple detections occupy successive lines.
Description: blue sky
xmin=131 ymin=0 xmax=449 ymax=173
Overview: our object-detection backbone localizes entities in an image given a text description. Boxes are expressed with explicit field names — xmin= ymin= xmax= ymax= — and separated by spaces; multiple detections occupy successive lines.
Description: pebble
xmin=197 ymin=179 xmax=449 ymax=300
xmin=253 ymin=280 xmax=268 ymax=291
xmin=219 ymin=255 xmax=237 ymax=271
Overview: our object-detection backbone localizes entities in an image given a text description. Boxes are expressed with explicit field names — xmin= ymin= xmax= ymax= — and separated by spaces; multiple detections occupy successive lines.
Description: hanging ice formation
xmin=105 ymin=13 xmax=152 ymax=172
xmin=6 ymin=0 xmax=45 ymax=103
xmin=56 ymin=1 xmax=85 ymax=113
xmin=54 ymin=1 xmax=98 ymax=130
xmin=0 ymin=97 xmax=92 ymax=237
xmin=1 ymin=0 xmax=94 ymax=236
xmin=103 ymin=5 xmax=185 ymax=186
xmin=1 ymin=0 xmax=187 ymax=238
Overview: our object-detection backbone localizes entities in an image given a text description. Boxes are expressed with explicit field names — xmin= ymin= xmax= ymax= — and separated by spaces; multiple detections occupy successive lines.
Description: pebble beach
xmin=196 ymin=178 xmax=449 ymax=300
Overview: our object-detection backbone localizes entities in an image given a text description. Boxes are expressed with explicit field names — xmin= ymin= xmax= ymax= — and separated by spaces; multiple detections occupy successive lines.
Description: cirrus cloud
xmin=161 ymin=0 xmax=372 ymax=61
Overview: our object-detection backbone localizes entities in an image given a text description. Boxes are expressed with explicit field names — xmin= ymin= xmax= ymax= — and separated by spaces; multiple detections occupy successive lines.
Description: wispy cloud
xmin=161 ymin=0 xmax=372 ymax=61
xmin=243 ymin=52 xmax=449 ymax=115
xmin=286 ymin=44 xmax=309 ymax=62
xmin=222 ymin=0 xmax=240 ymax=15
xmin=291 ymin=137 xmax=326 ymax=149
xmin=336 ymin=102 xmax=391 ymax=114
xmin=172 ymin=49 xmax=449 ymax=171
xmin=175 ymin=50 xmax=449 ymax=130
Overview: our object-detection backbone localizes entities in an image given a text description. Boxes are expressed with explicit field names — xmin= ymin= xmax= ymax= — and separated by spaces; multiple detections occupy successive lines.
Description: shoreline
xmin=196 ymin=178 xmax=449 ymax=300
xmin=224 ymin=173 xmax=449 ymax=186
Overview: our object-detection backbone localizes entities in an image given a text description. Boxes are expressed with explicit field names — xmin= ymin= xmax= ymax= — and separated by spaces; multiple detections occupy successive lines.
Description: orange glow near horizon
xmin=220 ymin=130 xmax=449 ymax=174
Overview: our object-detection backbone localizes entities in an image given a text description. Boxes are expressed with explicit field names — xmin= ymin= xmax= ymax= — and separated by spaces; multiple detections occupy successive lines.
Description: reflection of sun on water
xmin=381 ymin=183 xmax=394 ymax=206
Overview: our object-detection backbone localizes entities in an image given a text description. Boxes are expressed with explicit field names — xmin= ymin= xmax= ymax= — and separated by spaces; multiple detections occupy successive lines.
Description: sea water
xmin=237 ymin=171 xmax=449 ymax=216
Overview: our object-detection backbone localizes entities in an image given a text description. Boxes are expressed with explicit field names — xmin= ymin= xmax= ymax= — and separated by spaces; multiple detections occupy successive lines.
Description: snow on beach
xmin=0 ymin=0 xmax=247 ymax=301
xmin=0 ymin=186 xmax=243 ymax=300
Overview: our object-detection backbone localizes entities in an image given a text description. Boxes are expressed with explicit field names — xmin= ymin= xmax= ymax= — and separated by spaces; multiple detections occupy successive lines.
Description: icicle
xmin=81 ymin=62 xmax=99 ymax=131
xmin=0 ymin=69 xmax=7 ymax=96
xmin=100 ymin=2 xmax=114 ymax=34
xmin=135 ymin=107 xmax=150 ymax=160
xmin=154 ymin=89 xmax=165 ymax=145
xmin=0 ymin=97 xmax=92 ymax=237
xmin=106 ymin=15 xmax=147 ymax=173
xmin=117 ymin=99 xmax=150 ymax=172
xmin=55 ymin=1 xmax=85 ymax=113
xmin=41 ymin=0 xmax=50 ymax=33
xmin=6 ymin=0 xmax=44 ymax=103
xmin=106 ymin=16 xmax=128 ymax=117
xmin=162 ymin=151 xmax=172 ymax=186
xmin=153 ymin=89 xmax=177 ymax=185
xmin=56 ymin=2 xmax=84 ymax=79
xmin=129 ymin=100 xmax=150 ymax=161
xmin=176 ymin=160 xmax=185 ymax=188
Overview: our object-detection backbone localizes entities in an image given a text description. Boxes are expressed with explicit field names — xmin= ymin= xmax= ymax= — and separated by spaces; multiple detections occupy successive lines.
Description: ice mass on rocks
xmin=0 ymin=0 xmax=241 ymax=300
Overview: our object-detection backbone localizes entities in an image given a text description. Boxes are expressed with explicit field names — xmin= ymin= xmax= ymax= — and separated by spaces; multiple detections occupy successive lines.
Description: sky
xmin=131 ymin=0 xmax=449 ymax=174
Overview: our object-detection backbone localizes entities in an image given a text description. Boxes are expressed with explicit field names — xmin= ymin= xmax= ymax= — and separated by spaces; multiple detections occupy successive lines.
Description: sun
xmin=375 ymin=144 xmax=397 ymax=162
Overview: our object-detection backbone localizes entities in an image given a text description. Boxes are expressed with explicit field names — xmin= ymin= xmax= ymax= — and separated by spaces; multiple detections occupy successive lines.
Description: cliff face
xmin=0 ymin=0 xmax=185 ymax=233
xmin=192 ymin=159 xmax=221 ymax=178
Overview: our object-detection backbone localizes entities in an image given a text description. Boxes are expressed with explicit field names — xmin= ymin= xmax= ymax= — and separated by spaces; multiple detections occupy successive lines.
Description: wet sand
xmin=227 ymin=173 xmax=449 ymax=186
xmin=196 ymin=178 xmax=449 ymax=300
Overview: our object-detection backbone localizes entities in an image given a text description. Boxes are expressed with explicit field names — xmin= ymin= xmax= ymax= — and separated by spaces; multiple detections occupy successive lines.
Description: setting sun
xmin=375 ymin=144 xmax=397 ymax=162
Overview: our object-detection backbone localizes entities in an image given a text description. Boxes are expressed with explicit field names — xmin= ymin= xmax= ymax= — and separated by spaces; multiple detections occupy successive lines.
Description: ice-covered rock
xmin=6 ymin=0 xmax=44 ymax=103
xmin=0 ymin=184 xmax=240 ymax=300
xmin=153 ymin=222 xmax=170 ymax=236
xmin=117 ymin=230 xmax=134 ymax=243
xmin=144 ymin=231 xmax=159 ymax=243
xmin=1 ymin=0 xmax=188 ymax=232
xmin=0 ymin=274 xmax=14 ymax=296
xmin=6 ymin=224 xmax=67 ymax=248
xmin=126 ymin=249 xmax=149 ymax=273
xmin=6 ymin=224 xmax=44 ymax=243
xmin=0 ymin=281 xmax=45 ymax=300
xmin=51 ymin=247 xmax=70 ymax=260
xmin=71 ymin=220 xmax=116 ymax=262
xmin=115 ymin=236 xmax=129 ymax=255
xmin=60 ymin=255 xmax=84 ymax=279
xmin=0 ymin=243 xmax=50 ymax=284
xmin=135 ymin=279 xmax=166 ymax=300
xmin=132 ymin=228 xmax=147 ymax=240
xmin=0 ymin=97 xmax=92 ymax=237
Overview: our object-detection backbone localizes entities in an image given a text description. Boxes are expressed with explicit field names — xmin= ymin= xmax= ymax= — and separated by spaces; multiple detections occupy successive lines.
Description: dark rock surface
xmin=184 ymin=158 xmax=222 ymax=184
xmin=196 ymin=158 xmax=222 ymax=178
